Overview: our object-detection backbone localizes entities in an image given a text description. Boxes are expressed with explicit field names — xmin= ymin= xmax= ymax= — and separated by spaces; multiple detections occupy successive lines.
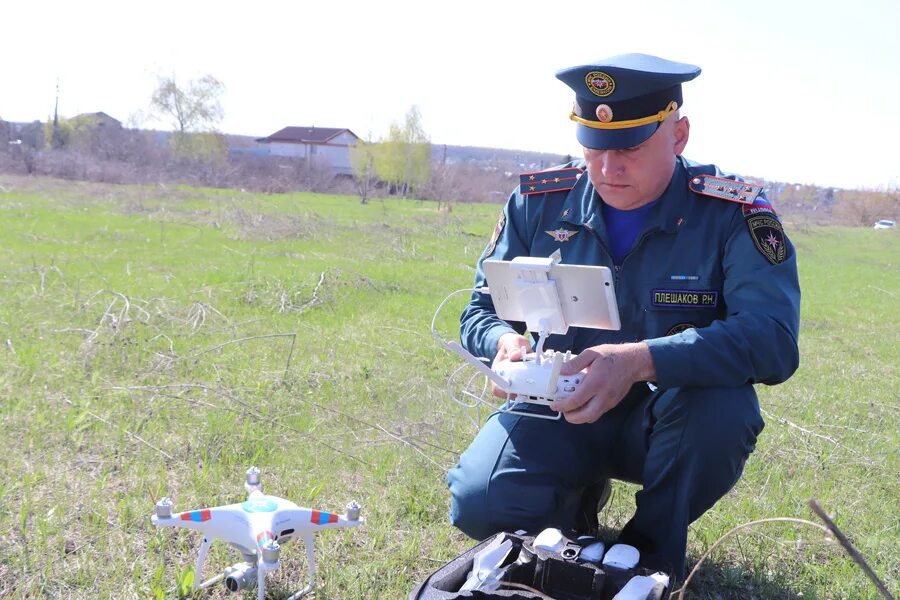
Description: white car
xmin=873 ymin=219 xmax=896 ymax=229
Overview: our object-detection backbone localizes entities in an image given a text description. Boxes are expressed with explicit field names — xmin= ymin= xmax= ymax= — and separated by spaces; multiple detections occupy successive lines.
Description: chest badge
xmin=666 ymin=323 xmax=696 ymax=336
xmin=545 ymin=228 xmax=579 ymax=243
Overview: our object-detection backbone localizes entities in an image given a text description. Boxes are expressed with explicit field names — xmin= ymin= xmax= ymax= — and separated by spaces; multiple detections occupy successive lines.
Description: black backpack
xmin=409 ymin=530 xmax=671 ymax=600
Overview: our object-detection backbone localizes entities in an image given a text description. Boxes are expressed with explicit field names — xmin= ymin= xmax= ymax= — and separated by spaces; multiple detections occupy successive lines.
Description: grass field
xmin=0 ymin=175 xmax=897 ymax=599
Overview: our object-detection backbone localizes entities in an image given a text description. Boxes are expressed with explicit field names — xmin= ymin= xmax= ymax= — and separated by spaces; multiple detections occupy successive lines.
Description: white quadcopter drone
xmin=433 ymin=250 xmax=621 ymax=420
xmin=151 ymin=466 xmax=363 ymax=599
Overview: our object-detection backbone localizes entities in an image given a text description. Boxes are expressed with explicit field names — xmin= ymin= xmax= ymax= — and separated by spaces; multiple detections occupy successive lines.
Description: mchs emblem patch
xmin=746 ymin=213 xmax=786 ymax=265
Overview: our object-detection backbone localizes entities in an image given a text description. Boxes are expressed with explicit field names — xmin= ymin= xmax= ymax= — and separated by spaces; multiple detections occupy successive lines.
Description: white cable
xmin=435 ymin=288 xmax=512 ymax=427
xmin=448 ymin=363 xmax=480 ymax=409
xmin=435 ymin=286 xmax=557 ymax=425
xmin=448 ymin=365 xmax=483 ymax=431
xmin=430 ymin=287 xmax=489 ymax=348
xmin=447 ymin=364 xmax=502 ymax=412
xmin=447 ymin=364 xmax=505 ymax=431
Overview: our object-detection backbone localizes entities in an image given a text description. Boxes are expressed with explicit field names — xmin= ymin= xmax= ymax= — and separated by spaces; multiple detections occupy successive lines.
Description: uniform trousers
xmin=446 ymin=383 xmax=764 ymax=578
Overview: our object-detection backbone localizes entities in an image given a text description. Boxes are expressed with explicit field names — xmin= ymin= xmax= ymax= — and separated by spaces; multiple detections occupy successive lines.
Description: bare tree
xmin=374 ymin=106 xmax=431 ymax=198
xmin=150 ymin=74 xmax=226 ymax=163
xmin=12 ymin=121 xmax=44 ymax=174
xmin=150 ymin=74 xmax=225 ymax=134
xmin=349 ymin=137 xmax=378 ymax=204
xmin=834 ymin=188 xmax=900 ymax=226
xmin=0 ymin=117 xmax=10 ymax=147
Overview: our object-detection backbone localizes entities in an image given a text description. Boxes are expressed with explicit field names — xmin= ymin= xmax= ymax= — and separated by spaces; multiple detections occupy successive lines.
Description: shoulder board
xmin=519 ymin=167 xmax=583 ymax=195
xmin=688 ymin=174 xmax=763 ymax=205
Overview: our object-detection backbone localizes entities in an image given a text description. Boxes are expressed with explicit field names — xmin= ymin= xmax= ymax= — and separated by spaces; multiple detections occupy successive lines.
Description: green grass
xmin=0 ymin=175 xmax=897 ymax=599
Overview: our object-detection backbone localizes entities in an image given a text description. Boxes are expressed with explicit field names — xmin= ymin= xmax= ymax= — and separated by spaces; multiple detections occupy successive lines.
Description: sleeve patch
xmin=742 ymin=196 xmax=778 ymax=218
xmin=519 ymin=167 xmax=583 ymax=195
xmin=485 ymin=210 xmax=505 ymax=257
xmin=746 ymin=213 xmax=787 ymax=264
xmin=689 ymin=174 xmax=763 ymax=205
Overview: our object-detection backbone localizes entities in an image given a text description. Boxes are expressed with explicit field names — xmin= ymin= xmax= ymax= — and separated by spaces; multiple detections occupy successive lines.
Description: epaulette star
xmin=688 ymin=174 xmax=763 ymax=205
xmin=519 ymin=167 xmax=583 ymax=195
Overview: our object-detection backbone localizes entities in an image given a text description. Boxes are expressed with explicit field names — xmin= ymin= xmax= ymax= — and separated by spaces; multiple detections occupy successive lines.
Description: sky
xmin=2 ymin=0 xmax=899 ymax=190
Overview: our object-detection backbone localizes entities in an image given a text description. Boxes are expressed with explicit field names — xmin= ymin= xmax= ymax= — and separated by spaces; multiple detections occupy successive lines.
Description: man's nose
xmin=594 ymin=150 xmax=623 ymax=176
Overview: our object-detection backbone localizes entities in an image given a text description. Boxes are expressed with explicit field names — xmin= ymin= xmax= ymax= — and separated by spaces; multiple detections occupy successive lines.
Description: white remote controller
xmin=493 ymin=349 xmax=584 ymax=405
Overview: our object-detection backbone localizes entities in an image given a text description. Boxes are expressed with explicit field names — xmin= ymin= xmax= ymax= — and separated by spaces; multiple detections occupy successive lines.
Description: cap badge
xmin=545 ymin=228 xmax=579 ymax=243
xmin=595 ymin=104 xmax=613 ymax=123
xmin=585 ymin=71 xmax=615 ymax=97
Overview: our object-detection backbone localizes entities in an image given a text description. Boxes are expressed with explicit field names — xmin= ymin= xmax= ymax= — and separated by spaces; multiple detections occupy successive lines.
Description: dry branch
xmin=866 ymin=285 xmax=898 ymax=298
xmin=110 ymin=382 xmax=370 ymax=467
xmin=291 ymin=396 xmax=446 ymax=469
xmin=35 ymin=265 xmax=64 ymax=296
xmin=761 ymin=408 xmax=873 ymax=464
xmin=296 ymin=271 xmax=326 ymax=312
xmin=809 ymin=500 xmax=895 ymax=599
xmin=178 ymin=332 xmax=297 ymax=381
xmin=670 ymin=517 xmax=830 ymax=600
xmin=62 ymin=397 xmax=174 ymax=461
xmin=85 ymin=295 xmax=119 ymax=343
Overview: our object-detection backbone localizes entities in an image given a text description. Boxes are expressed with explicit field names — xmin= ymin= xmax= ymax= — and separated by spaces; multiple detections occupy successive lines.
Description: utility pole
xmin=52 ymin=79 xmax=63 ymax=149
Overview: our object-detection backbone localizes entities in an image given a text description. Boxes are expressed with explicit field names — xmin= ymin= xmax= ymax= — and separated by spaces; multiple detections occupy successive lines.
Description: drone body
xmin=151 ymin=467 xmax=362 ymax=599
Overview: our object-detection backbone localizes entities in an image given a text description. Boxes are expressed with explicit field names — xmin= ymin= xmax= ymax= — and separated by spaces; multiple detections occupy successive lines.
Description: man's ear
xmin=673 ymin=116 xmax=690 ymax=155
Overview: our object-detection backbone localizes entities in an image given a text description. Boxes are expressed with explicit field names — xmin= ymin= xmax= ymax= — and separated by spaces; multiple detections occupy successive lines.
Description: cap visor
xmin=576 ymin=122 xmax=658 ymax=150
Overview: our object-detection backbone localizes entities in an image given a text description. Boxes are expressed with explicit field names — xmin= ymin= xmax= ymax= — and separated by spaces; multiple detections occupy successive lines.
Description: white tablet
xmin=482 ymin=258 xmax=621 ymax=333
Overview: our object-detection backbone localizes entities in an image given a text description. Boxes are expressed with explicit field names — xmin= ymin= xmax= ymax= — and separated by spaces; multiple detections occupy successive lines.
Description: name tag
xmin=652 ymin=289 xmax=718 ymax=308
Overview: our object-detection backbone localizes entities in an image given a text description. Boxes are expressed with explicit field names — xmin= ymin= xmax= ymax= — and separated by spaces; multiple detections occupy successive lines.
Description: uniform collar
xmin=556 ymin=163 xmax=595 ymax=226
xmin=644 ymin=159 xmax=688 ymax=233
xmin=559 ymin=158 xmax=688 ymax=235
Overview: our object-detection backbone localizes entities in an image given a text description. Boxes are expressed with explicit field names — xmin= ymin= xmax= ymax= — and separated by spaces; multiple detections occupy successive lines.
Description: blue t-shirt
xmin=601 ymin=199 xmax=658 ymax=264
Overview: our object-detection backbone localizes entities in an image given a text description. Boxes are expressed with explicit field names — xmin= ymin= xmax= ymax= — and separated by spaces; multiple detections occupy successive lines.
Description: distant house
xmin=73 ymin=112 xmax=122 ymax=129
xmin=255 ymin=126 xmax=359 ymax=175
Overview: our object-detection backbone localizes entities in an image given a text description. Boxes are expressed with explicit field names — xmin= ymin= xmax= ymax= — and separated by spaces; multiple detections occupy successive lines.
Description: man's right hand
xmin=490 ymin=333 xmax=531 ymax=398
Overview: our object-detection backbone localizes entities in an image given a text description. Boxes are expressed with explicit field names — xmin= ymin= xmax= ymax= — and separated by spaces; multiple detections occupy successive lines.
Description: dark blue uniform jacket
xmin=460 ymin=157 xmax=801 ymax=390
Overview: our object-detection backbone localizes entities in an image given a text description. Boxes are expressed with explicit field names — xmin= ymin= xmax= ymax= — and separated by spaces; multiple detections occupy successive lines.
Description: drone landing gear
xmin=256 ymin=558 xmax=266 ymax=600
xmin=193 ymin=536 xmax=227 ymax=590
xmin=184 ymin=525 xmax=327 ymax=600
xmin=190 ymin=536 xmax=262 ymax=597
xmin=284 ymin=533 xmax=317 ymax=600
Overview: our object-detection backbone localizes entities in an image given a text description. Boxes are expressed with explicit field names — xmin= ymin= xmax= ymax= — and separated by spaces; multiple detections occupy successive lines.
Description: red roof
xmin=256 ymin=126 xmax=358 ymax=144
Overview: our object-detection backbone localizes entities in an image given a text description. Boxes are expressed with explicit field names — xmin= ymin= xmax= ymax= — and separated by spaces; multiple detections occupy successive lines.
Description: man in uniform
xmin=446 ymin=53 xmax=801 ymax=579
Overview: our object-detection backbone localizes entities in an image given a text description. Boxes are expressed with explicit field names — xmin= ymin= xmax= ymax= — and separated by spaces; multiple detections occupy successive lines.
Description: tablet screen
xmin=482 ymin=259 xmax=621 ymax=332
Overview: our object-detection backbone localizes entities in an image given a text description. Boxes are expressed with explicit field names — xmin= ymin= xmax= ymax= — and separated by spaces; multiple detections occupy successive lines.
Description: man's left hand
xmin=550 ymin=342 xmax=656 ymax=424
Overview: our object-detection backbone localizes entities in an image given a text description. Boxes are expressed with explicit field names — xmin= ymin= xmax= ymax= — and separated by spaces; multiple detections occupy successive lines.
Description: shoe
xmin=574 ymin=479 xmax=612 ymax=536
